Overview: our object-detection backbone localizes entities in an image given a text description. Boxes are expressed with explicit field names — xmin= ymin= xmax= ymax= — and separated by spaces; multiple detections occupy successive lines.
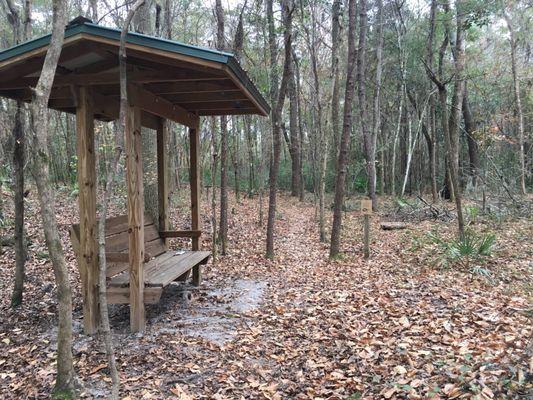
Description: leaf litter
xmin=0 ymin=190 xmax=531 ymax=399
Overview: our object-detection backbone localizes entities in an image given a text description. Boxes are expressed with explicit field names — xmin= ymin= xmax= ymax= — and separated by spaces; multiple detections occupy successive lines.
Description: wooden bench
xmin=70 ymin=214 xmax=210 ymax=305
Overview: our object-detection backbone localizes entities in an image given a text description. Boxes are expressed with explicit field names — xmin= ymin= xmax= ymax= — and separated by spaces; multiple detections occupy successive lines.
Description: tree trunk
xmin=5 ymin=0 xmax=31 ymax=308
xmin=216 ymin=0 xmax=228 ymax=255
xmin=330 ymin=0 xmax=358 ymax=258
xmin=11 ymin=103 xmax=25 ymax=307
xmin=426 ymin=0 xmax=438 ymax=202
xmin=504 ymin=12 xmax=527 ymax=195
xmin=331 ymin=0 xmax=343 ymax=162
xmin=357 ymin=0 xmax=376 ymax=210
xmin=266 ymin=0 xmax=292 ymax=259
xmin=288 ymin=55 xmax=301 ymax=197
xmin=448 ymin=0 xmax=466 ymax=237
xmin=372 ymin=0 xmax=383 ymax=198
xmin=462 ymin=83 xmax=480 ymax=188
xmin=245 ymin=116 xmax=255 ymax=196
xmin=29 ymin=0 xmax=75 ymax=395
xmin=210 ymin=117 xmax=218 ymax=264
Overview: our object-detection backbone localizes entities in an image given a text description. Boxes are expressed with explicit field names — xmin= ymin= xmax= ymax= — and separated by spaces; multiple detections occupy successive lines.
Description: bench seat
xmin=70 ymin=214 xmax=210 ymax=305
xmin=109 ymin=250 xmax=211 ymax=287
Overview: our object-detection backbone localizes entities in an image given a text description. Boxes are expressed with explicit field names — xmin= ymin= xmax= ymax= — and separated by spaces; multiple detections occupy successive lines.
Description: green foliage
xmin=429 ymin=229 xmax=496 ymax=273
xmin=464 ymin=205 xmax=480 ymax=225
xmin=352 ymin=175 xmax=368 ymax=193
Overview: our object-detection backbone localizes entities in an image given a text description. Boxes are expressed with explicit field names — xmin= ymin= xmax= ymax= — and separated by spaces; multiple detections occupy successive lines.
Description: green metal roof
xmin=0 ymin=19 xmax=270 ymax=115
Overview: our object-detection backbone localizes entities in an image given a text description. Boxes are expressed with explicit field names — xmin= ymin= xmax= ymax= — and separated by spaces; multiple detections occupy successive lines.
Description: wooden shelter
xmin=0 ymin=17 xmax=269 ymax=333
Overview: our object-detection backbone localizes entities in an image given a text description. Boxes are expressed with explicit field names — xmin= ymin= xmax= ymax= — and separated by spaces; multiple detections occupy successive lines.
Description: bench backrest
xmin=70 ymin=214 xmax=166 ymax=267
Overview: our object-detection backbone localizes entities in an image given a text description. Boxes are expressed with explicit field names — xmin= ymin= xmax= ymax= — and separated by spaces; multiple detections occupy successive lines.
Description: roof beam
xmin=198 ymin=108 xmax=257 ymax=116
xmin=0 ymin=69 xmax=228 ymax=90
xmin=127 ymin=84 xmax=198 ymax=128
xmin=0 ymin=42 xmax=93 ymax=83
xmin=183 ymin=100 xmax=254 ymax=111
xmin=48 ymin=90 xmax=159 ymax=129
xmin=144 ymin=80 xmax=236 ymax=95
xmin=163 ymin=91 xmax=248 ymax=103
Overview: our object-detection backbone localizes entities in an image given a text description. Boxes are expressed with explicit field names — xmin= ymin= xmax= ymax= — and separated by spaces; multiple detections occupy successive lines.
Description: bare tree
xmin=504 ymin=10 xmax=527 ymax=195
xmin=28 ymin=0 xmax=75 ymax=395
xmin=356 ymin=0 xmax=377 ymax=210
xmin=266 ymin=0 xmax=292 ymax=259
xmin=426 ymin=0 xmax=438 ymax=202
xmin=330 ymin=0 xmax=358 ymax=258
xmin=372 ymin=0 xmax=384 ymax=198
xmin=331 ymin=0 xmax=343 ymax=161
xmin=5 ymin=0 xmax=31 ymax=307
xmin=216 ymin=0 xmax=229 ymax=255
xmin=462 ymin=83 xmax=480 ymax=188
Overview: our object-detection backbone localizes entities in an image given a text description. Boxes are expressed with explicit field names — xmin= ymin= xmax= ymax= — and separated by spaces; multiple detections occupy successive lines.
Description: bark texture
xmin=28 ymin=0 xmax=75 ymax=395
xmin=266 ymin=0 xmax=292 ymax=259
xmin=330 ymin=0 xmax=358 ymax=258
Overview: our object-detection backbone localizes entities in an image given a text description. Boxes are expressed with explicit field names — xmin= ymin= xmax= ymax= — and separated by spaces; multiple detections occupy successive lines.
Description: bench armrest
xmin=160 ymin=230 xmax=202 ymax=239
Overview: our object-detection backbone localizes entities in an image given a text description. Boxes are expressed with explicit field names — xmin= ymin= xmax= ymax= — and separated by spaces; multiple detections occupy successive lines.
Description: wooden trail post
xmin=361 ymin=199 xmax=372 ymax=259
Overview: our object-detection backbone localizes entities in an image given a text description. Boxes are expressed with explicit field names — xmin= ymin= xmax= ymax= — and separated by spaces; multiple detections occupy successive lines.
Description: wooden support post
xmin=76 ymin=86 xmax=99 ymax=335
xmin=157 ymin=118 xmax=169 ymax=249
xmin=189 ymin=119 xmax=202 ymax=286
xmin=361 ymin=199 xmax=372 ymax=259
xmin=363 ymin=215 xmax=370 ymax=259
xmin=125 ymin=105 xmax=145 ymax=332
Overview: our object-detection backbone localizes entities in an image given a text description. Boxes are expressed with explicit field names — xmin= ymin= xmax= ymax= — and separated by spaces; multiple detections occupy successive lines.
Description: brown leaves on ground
xmin=0 ymin=190 xmax=531 ymax=399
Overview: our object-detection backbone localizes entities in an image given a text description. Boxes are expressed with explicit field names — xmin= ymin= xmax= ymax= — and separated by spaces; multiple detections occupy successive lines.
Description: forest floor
xmin=0 ymin=188 xmax=531 ymax=399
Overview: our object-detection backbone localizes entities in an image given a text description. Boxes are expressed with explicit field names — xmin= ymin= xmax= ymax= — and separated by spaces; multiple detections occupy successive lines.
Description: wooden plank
xmin=76 ymin=86 xmax=99 ymax=335
xmin=0 ymin=70 xmax=224 ymax=90
xmin=189 ymin=120 xmax=202 ymax=286
xmin=127 ymin=83 xmax=199 ymax=128
xmin=107 ymin=262 xmax=129 ymax=278
xmin=107 ymin=286 xmax=162 ymax=305
xmin=144 ymin=238 xmax=167 ymax=259
xmin=157 ymin=118 xmax=169 ymax=249
xmin=108 ymin=250 xmax=210 ymax=288
xmin=198 ymin=108 xmax=258 ymax=116
xmin=109 ymin=251 xmax=177 ymax=287
xmin=146 ymin=252 xmax=210 ymax=287
xmin=125 ymin=104 xmax=145 ymax=332
xmin=182 ymin=100 xmax=254 ymax=111
xmin=145 ymin=80 xmax=237 ymax=95
xmin=160 ymin=230 xmax=202 ymax=238
xmin=163 ymin=91 xmax=248 ymax=103
xmin=82 ymin=34 xmax=225 ymax=72
xmin=105 ymin=252 xmax=129 ymax=263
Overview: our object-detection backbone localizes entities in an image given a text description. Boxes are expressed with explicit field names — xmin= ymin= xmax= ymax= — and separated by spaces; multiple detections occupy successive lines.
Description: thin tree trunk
xmin=95 ymin=3 xmax=146 ymax=397
xmin=29 ymin=0 xmax=75 ymax=395
xmin=266 ymin=0 xmax=292 ymax=259
xmin=331 ymin=0 xmax=343 ymax=162
xmin=372 ymin=0 xmax=383 ymax=198
xmin=245 ymin=116 xmax=255 ymax=196
xmin=210 ymin=117 xmax=218 ymax=264
xmin=448 ymin=0 xmax=466 ymax=237
xmin=357 ymin=0 xmax=376 ymax=210
xmin=6 ymin=0 xmax=31 ymax=308
xmin=462 ymin=83 xmax=480 ymax=187
xmin=392 ymin=9 xmax=406 ymax=198
xmin=504 ymin=12 xmax=527 ymax=195
xmin=330 ymin=0 xmax=358 ymax=258
xmin=11 ymin=103 xmax=25 ymax=307
xmin=216 ymin=0 xmax=228 ymax=255
xmin=293 ymin=51 xmax=305 ymax=202
xmin=427 ymin=0 xmax=438 ymax=202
